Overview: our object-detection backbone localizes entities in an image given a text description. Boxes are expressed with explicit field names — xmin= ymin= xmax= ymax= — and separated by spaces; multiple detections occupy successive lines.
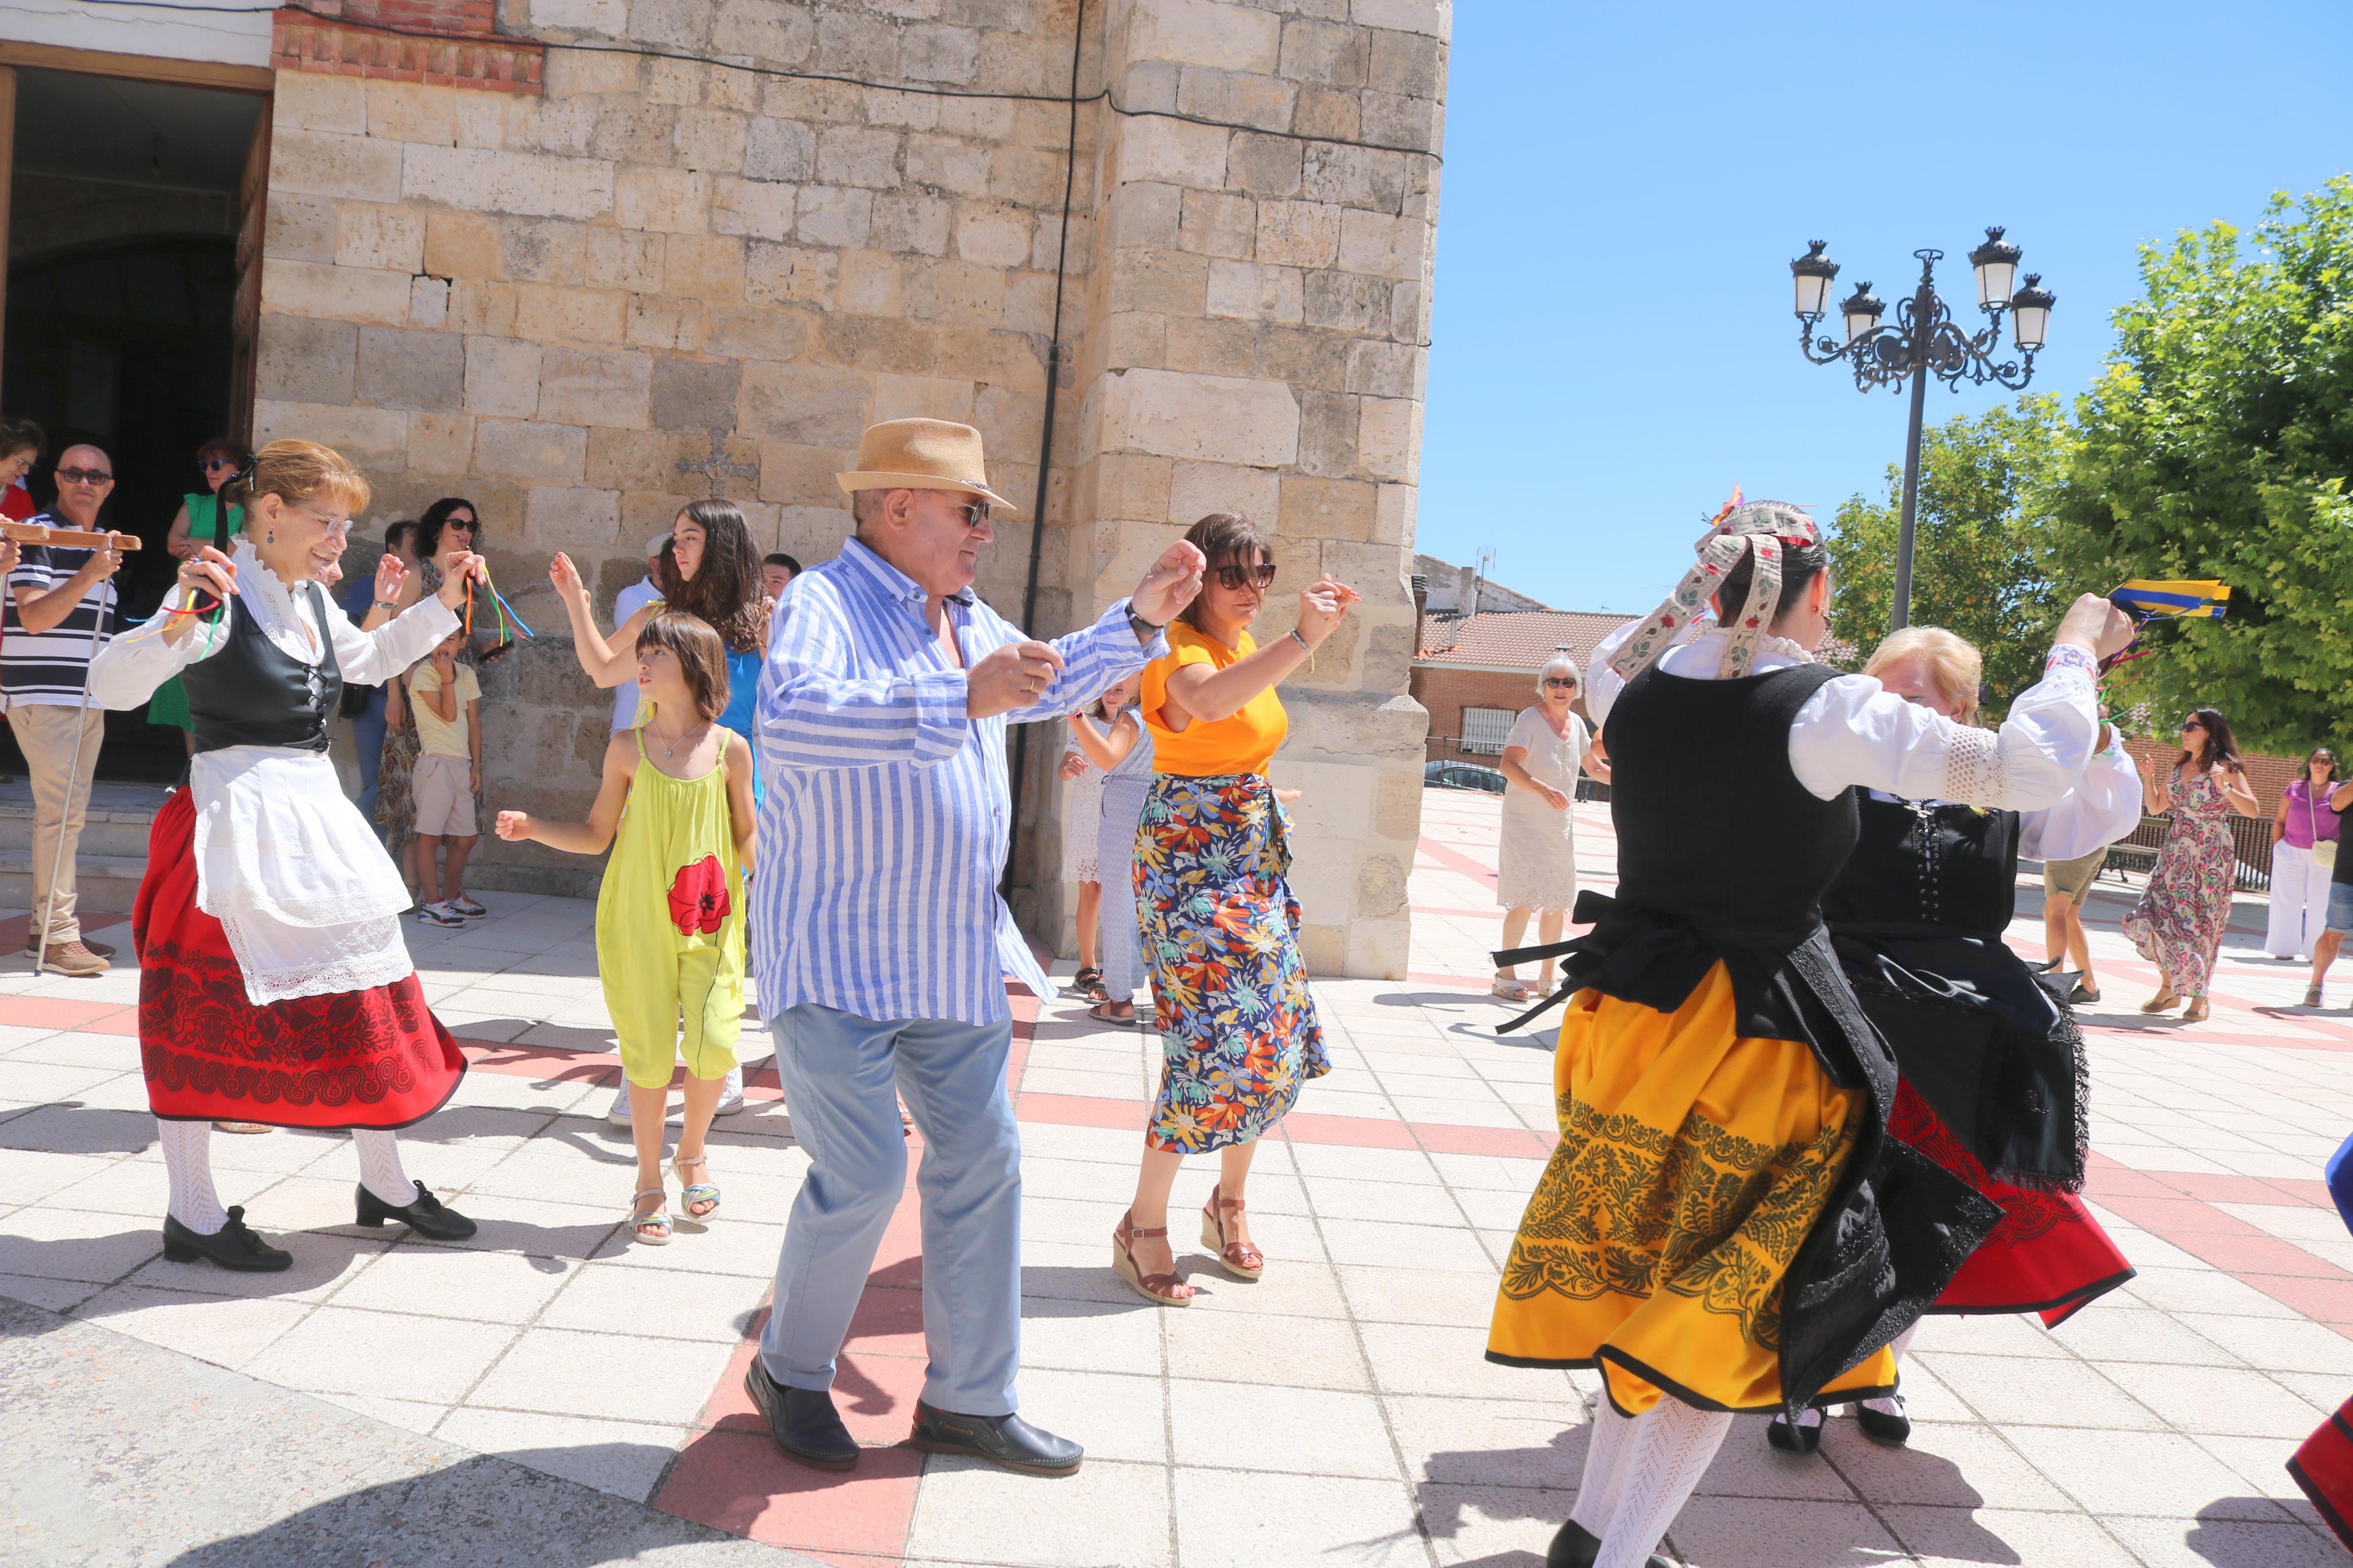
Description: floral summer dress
xmin=2123 ymin=768 xmax=2236 ymax=997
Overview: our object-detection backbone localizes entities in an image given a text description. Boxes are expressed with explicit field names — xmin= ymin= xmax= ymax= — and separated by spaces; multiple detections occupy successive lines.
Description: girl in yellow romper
xmin=497 ymin=610 xmax=756 ymax=1244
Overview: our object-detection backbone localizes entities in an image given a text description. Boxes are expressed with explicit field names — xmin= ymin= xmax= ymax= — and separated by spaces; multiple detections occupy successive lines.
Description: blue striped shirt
xmin=751 ymin=536 xmax=1160 ymax=1025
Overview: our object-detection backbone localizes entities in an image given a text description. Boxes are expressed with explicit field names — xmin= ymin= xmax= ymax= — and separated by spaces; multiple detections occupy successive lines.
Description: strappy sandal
xmin=1112 ymin=1210 xmax=1195 ymax=1306
xmin=1088 ymin=1001 xmax=1139 ymax=1027
xmin=1490 ymin=976 xmax=1536 ymax=1002
xmin=1063 ymin=966 xmax=1106 ymax=1002
xmin=672 ymin=1154 xmax=720 ymax=1219
xmin=629 ymin=1187 xmax=672 ymax=1246
xmin=1201 ymin=1184 xmax=1264 ymax=1281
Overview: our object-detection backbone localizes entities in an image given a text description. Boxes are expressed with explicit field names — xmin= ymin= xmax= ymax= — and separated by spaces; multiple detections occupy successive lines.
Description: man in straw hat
xmin=744 ymin=417 xmax=1204 ymax=1477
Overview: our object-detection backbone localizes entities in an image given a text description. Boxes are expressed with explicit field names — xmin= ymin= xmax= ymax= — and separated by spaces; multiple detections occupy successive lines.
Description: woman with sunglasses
xmin=1492 ymin=652 xmax=1611 ymax=1003
xmin=149 ymin=438 xmax=252 ymax=756
xmin=2124 ymin=709 xmax=2260 ymax=1021
xmin=375 ymin=498 xmax=481 ymax=899
xmin=1111 ymin=511 xmax=1354 ymax=1304
xmin=2267 ymin=748 xmax=2341 ymax=963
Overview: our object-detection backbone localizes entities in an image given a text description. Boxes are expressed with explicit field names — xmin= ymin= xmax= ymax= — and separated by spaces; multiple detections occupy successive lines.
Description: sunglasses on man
xmin=56 ymin=467 xmax=112 ymax=485
xmin=1212 ymin=561 xmax=1278 ymax=591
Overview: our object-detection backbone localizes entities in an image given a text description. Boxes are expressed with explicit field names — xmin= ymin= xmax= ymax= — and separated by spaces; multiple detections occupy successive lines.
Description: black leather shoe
xmin=1853 ymin=1395 xmax=1911 ymax=1445
xmin=907 ymin=1399 xmax=1081 ymax=1476
xmin=162 ymin=1206 xmax=291 ymax=1272
xmin=1766 ymin=1407 xmax=1823 ymax=1455
xmin=1546 ymin=1519 xmax=1670 ymax=1568
xmin=354 ymin=1181 xmax=477 ymax=1240
xmin=745 ymin=1364 xmax=858 ymax=1471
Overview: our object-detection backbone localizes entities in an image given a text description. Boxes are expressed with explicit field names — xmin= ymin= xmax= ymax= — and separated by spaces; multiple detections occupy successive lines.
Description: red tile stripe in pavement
xmin=2084 ymin=1152 xmax=2353 ymax=1338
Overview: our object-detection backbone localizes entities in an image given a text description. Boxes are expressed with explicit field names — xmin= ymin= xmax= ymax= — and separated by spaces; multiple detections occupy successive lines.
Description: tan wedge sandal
xmin=1201 ymin=1185 xmax=1264 ymax=1281
xmin=1112 ymin=1210 xmax=1195 ymax=1306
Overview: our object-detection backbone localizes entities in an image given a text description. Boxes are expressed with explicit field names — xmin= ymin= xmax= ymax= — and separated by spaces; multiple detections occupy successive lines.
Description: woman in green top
xmin=149 ymin=437 xmax=251 ymax=745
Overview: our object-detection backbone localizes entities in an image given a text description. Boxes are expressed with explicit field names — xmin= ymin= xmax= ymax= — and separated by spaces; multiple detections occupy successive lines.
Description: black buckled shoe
xmin=354 ymin=1181 xmax=477 ymax=1240
xmin=1853 ymin=1394 xmax=1911 ymax=1445
xmin=1546 ymin=1519 xmax=1671 ymax=1568
xmin=907 ymin=1399 xmax=1082 ymax=1477
xmin=161 ymin=1206 xmax=292 ymax=1272
xmin=745 ymin=1364 xmax=859 ymax=1471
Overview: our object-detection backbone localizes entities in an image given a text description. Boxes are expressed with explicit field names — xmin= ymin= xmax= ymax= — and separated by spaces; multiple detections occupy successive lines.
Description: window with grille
xmin=1461 ymin=706 xmax=1516 ymax=754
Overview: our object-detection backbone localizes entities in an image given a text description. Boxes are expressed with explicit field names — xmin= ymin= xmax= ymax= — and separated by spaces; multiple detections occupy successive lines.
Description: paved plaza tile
xmin=6 ymin=788 xmax=2353 ymax=1563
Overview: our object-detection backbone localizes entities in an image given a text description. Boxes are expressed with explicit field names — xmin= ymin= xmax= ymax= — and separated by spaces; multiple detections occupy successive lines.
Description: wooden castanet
xmin=0 ymin=522 xmax=141 ymax=550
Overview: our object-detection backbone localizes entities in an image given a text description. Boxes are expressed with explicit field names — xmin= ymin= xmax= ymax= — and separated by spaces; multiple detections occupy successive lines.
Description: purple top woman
xmin=2284 ymin=776 xmax=2343 ymax=849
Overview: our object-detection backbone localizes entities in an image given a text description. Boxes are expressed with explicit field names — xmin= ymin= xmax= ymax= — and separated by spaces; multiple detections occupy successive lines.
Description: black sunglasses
xmin=1213 ymin=561 xmax=1278 ymax=591
xmin=1543 ymin=677 xmax=1578 ymax=689
xmin=55 ymin=467 xmax=112 ymax=485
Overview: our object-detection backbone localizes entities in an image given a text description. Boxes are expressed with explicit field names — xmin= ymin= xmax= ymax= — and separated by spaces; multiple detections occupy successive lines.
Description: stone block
xmin=1163 ymin=315 xmax=1258 ymax=380
xmin=1099 ymin=308 xmax=1168 ymax=370
xmin=903 ymin=23 xmax=979 ymax=83
xmin=632 ymin=0 xmax=714 ymax=49
xmin=1114 ymin=59 xmax=1179 ymax=114
xmin=425 ymin=212 xmax=503 ymax=280
xmin=1345 ymin=339 xmax=1424 ymax=399
xmin=1278 ymin=759 xmax=1378 ymax=841
xmin=1296 ymin=389 xmax=1360 ymax=478
xmin=1321 ymin=539 xmax=1412 ymax=606
xmin=739 ymin=361 xmax=871 ymax=445
xmin=755 ymin=441 xmax=843 ymax=506
xmin=1096 ymin=367 xmax=1298 ymax=467
xmin=630 ymin=297 xmax=714 ymax=352
xmin=817 ymin=126 xmax=904 ymax=189
xmin=744 ymin=117 xmax=818 ymax=183
xmin=1108 ymin=247 xmax=1209 ymax=317
xmin=1280 ymin=474 xmax=1377 ymax=542
xmin=712 ymin=0 xmax=814 ymax=63
xmin=507 ymin=96 xmax=599 ymax=158
xmin=1003 ymin=272 xmax=1060 ymax=333
xmin=1357 ymin=619 xmax=1415 ymax=693
xmin=663 ymin=233 xmax=746 ymax=297
xmin=257 ymin=314 xmax=357 ymax=407
xmin=1300 ymin=143 xmax=1406 ymax=211
xmin=587 ymin=427 xmax=683 ymax=490
xmin=1304 ymin=269 xmax=1388 ymax=333
xmin=1086 ymin=453 xmax=1173 ymax=521
xmin=501 ymin=218 xmax=587 ymax=284
xmin=815 ymin=9 xmax=899 ymax=76
xmin=868 ymin=372 xmax=974 ymax=424
xmin=1175 ymin=189 xmax=1255 ymax=259
xmin=908 ymin=259 xmax=1007 ymax=324
xmin=700 ymin=303 xmax=804 ymax=359
xmin=1361 ymin=88 xmax=1442 ymax=153
xmin=524 ymin=483 xmax=623 ymax=546
xmin=403 ymin=146 xmax=615 ymax=222
xmin=674 ymin=108 xmax=748 ymax=173
xmin=1372 ymin=763 xmax=1421 ymax=841
xmin=333 ymin=205 xmax=424 ymax=273
xmin=615 ymin=167 xmax=711 ymax=234
xmin=1103 ymin=183 xmax=1183 ymax=251
xmin=1353 ymin=0 xmax=1450 ymax=40
xmin=971 ymin=381 xmax=1043 ymax=463
xmin=537 ymin=346 xmax=653 ymax=428
xmin=449 ymin=279 xmax=519 ymax=336
xmin=1344 ymin=911 xmax=1409 ymax=981
xmin=251 ymin=400 xmax=407 ymax=468
xmin=796 ymin=186 xmax=875 ymax=248
xmin=355 ymin=326 xmax=464 ymax=411
xmin=1358 ymin=396 xmax=1421 ymax=483
xmin=956 ymin=205 xmax=1035 ymax=266
xmin=513 ymin=285 xmax=628 ymax=344
xmin=408 ymin=411 xmax=475 ymax=474
xmin=264 ymin=195 xmax=336 ymax=264
xmin=272 ymin=129 xmax=402 ymax=203
xmin=267 ymin=261 xmax=412 ymax=327
xmin=1255 ymin=200 xmax=1340 ymax=267
xmin=652 ymin=358 xmax=741 ymax=432
xmin=1169 ymin=460 xmax=1279 ymax=525
xmin=1127 ymin=0 xmax=1281 ymax=72
xmin=1372 ymin=482 xmax=1416 ymax=546
xmin=273 ymin=72 xmax=364 ymax=135
xmin=1115 ymin=115 xmax=1228 ymax=190
xmin=366 ymin=80 xmax=457 ymax=145
xmin=582 ymin=228 xmax=666 ymax=292
xmin=1225 ymin=130 xmax=1303 ymax=197
xmin=1369 ymin=27 xmax=1445 ymax=94
xmin=1389 ymin=277 xmax=1429 ymax=343
xmin=464 ymin=336 xmax=545 ymax=417
xmin=907 ymin=133 xmax=992 ymax=195
xmin=475 ymin=418 xmax=589 ymax=482
xmin=1291 ymin=86 xmax=1361 ymax=142
xmin=872 ymin=193 xmax=952 ymax=257
xmin=544 ymin=44 xmax=641 ymax=96
xmin=1296 ymin=920 xmax=1346 ymax=976
xmin=1176 ymin=66 xmax=1297 ymax=134
xmin=745 ymin=242 xmax=837 ymax=306
xmin=1279 ymin=18 xmax=1368 ymax=87
xmin=534 ymin=0 xmax=627 ymax=27
xmin=590 ymin=98 xmax=680 ymax=168
xmin=1204 ymin=258 xmax=1303 ymax=324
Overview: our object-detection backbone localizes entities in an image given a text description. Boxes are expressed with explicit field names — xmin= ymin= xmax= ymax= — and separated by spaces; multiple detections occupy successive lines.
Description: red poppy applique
xmin=668 ymin=855 xmax=730 ymax=936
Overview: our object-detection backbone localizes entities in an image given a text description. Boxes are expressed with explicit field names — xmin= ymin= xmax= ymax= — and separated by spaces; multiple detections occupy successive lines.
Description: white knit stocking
xmin=1594 ymin=1400 xmax=1733 ymax=1568
xmin=157 ymin=1118 xmax=228 ymax=1234
xmin=1570 ymin=1393 xmax=1638 ymax=1537
xmin=352 ymin=1129 xmax=416 ymax=1207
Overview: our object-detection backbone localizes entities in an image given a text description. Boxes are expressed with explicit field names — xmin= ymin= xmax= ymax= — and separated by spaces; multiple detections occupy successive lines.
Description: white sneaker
xmin=604 ymin=1079 xmax=632 ymax=1123
xmin=716 ymin=1064 xmax=746 ymax=1116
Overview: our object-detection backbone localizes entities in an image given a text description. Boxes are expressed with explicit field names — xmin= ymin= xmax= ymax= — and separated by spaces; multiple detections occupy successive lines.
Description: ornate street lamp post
xmin=1791 ymin=231 xmax=2056 ymax=630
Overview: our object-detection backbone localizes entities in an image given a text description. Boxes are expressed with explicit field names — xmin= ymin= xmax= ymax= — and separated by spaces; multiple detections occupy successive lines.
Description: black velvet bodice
xmin=1823 ymin=795 xmax=2021 ymax=939
xmin=182 ymin=586 xmax=343 ymax=754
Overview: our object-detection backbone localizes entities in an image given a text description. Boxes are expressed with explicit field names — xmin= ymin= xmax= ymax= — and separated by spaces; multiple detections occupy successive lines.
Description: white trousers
xmin=2267 ymin=841 xmax=2334 ymax=959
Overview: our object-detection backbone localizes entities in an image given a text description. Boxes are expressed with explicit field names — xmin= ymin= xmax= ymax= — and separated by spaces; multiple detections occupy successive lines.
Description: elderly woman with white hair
xmin=1491 ymin=651 xmax=1609 ymax=1001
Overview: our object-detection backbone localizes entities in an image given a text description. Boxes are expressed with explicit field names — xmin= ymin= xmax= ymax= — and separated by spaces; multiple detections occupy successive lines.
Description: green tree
xmin=1823 ymin=395 xmax=2073 ymax=706
xmin=2047 ymin=175 xmax=2353 ymax=753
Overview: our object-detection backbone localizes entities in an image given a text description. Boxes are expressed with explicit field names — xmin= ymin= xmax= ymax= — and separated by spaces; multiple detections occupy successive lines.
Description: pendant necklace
xmin=652 ymin=719 xmax=707 ymax=763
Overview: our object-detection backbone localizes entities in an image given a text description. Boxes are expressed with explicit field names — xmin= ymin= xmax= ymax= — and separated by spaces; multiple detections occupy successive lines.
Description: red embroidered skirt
xmin=2291 ymin=1397 xmax=2353 ymax=1552
xmin=132 ymin=788 xmax=466 ymax=1129
xmin=1891 ymin=1082 xmax=2134 ymax=1326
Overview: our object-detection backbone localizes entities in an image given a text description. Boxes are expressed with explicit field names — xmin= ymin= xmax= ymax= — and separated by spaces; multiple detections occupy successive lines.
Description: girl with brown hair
xmin=498 ymin=609 xmax=757 ymax=1245
xmin=86 ymin=439 xmax=488 ymax=1270
xmin=2124 ymin=706 xmax=2261 ymax=1020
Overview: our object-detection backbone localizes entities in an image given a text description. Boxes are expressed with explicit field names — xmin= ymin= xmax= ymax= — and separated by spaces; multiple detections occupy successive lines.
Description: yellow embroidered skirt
xmin=1488 ymin=960 xmax=1897 ymax=1415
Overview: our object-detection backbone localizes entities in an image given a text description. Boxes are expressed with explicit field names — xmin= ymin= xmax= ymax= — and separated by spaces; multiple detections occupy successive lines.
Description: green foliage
xmin=2047 ymin=175 xmax=2353 ymax=753
xmin=1823 ymin=396 xmax=2074 ymax=706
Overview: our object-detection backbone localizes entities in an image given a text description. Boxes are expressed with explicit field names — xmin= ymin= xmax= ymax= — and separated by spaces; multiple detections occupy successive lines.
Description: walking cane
xmin=5 ymin=522 xmax=143 ymax=974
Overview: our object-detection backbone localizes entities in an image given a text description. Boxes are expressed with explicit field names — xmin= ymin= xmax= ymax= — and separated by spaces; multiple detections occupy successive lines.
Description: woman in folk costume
xmin=88 ymin=440 xmax=483 ymax=1272
xmin=1765 ymin=626 xmax=2141 ymax=1455
xmin=1484 ymin=497 xmax=2136 ymax=1568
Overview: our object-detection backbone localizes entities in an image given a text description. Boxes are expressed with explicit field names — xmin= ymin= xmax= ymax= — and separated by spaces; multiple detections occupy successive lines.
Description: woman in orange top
xmin=1110 ymin=511 xmax=1355 ymax=1306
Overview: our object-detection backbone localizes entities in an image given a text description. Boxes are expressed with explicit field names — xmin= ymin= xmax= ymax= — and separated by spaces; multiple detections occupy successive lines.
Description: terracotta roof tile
xmin=1415 ymin=609 xmax=1639 ymax=671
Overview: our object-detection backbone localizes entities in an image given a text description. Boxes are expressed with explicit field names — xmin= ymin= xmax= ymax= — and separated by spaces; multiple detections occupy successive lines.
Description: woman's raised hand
xmin=435 ymin=549 xmax=487 ymax=610
xmin=374 ymin=550 xmax=407 ymax=606
xmin=1296 ymin=574 xmax=1356 ymax=649
xmin=548 ymin=551 xmax=587 ymax=606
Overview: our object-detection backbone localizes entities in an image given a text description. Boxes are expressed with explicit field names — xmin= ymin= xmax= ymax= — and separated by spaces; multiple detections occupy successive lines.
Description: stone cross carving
xmin=675 ymin=428 xmax=758 ymax=496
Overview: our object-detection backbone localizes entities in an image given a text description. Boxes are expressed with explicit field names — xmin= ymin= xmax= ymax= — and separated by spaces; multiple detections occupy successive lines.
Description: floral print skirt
xmin=1135 ymin=773 xmax=1328 ymax=1153
xmin=2122 ymin=815 xmax=2235 ymax=996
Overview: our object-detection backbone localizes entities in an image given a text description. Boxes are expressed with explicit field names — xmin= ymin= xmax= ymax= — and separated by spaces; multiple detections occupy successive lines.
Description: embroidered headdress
xmin=1607 ymin=491 xmax=1820 ymax=682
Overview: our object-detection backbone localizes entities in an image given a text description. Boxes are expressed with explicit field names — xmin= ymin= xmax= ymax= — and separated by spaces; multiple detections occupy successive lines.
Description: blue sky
xmin=1418 ymin=1 xmax=2353 ymax=614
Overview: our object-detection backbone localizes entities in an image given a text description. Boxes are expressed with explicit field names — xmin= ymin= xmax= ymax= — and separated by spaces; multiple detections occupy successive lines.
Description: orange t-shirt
xmin=1141 ymin=621 xmax=1287 ymax=777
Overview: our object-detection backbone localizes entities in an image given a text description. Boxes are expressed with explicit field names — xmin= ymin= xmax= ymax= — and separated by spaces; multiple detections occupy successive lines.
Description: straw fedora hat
xmin=836 ymin=417 xmax=1018 ymax=515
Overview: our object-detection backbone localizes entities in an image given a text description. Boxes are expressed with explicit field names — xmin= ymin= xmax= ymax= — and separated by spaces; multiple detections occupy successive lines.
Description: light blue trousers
xmin=758 ymin=1002 xmax=1023 ymax=1417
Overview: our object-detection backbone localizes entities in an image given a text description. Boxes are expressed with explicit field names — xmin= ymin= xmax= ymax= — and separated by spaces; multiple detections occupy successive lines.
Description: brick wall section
xmin=1412 ymin=666 xmax=1537 ymax=756
xmin=257 ymin=0 xmax=1449 ymax=980
xmin=273 ymin=6 xmax=545 ymax=94
xmin=2123 ymin=736 xmax=2316 ymax=823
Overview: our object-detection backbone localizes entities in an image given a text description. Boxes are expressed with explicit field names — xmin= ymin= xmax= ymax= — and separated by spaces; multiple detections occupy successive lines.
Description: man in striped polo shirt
xmin=744 ymin=419 xmax=1204 ymax=1479
xmin=5 ymin=444 xmax=123 ymax=976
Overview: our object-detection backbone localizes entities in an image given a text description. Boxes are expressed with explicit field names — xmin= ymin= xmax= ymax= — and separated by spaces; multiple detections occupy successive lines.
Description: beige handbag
xmin=2309 ymin=790 xmax=2338 ymax=870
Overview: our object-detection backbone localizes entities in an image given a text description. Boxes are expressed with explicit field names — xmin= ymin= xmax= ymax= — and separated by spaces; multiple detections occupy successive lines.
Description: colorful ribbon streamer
xmin=2109 ymin=579 xmax=2230 ymax=620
